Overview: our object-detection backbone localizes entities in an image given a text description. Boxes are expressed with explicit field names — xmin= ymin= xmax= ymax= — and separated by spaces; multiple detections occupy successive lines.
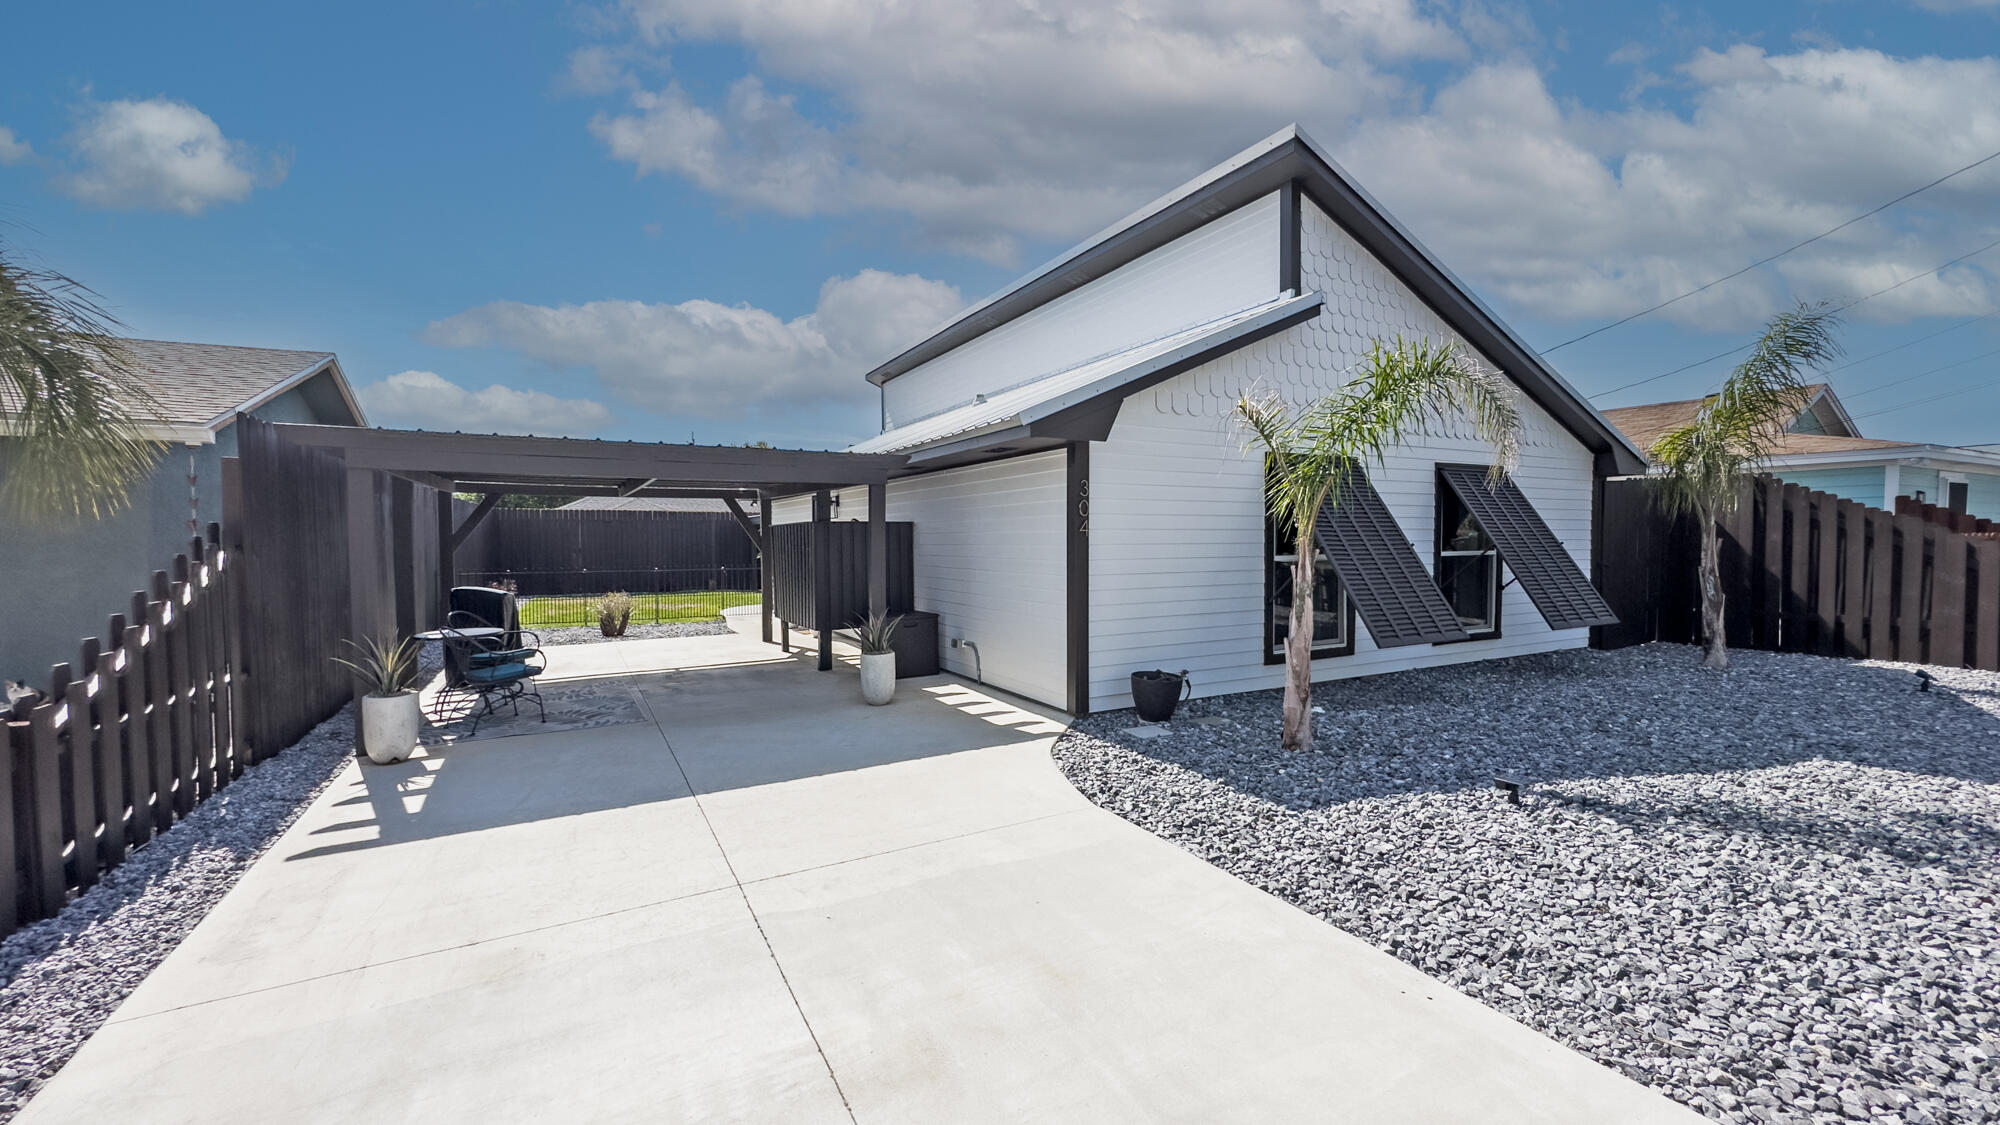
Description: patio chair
xmin=439 ymin=607 xmax=547 ymax=734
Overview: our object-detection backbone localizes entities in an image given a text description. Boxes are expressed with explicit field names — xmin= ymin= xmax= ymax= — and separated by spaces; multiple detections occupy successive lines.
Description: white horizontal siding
xmin=881 ymin=193 xmax=1280 ymax=427
xmin=767 ymin=459 xmax=1068 ymax=709
xmin=1085 ymin=197 xmax=1596 ymax=711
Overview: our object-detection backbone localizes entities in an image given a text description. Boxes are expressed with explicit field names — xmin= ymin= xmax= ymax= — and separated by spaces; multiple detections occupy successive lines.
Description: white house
xmin=1606 ymin=384 xmax=2000 ymax=520
xmin=776 ymin=126 xmax=1646 ymax=714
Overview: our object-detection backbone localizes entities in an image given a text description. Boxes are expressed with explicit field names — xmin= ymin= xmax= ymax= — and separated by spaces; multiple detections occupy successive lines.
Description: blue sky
xmin=3 ymin=0 xmax=1998 ymax=451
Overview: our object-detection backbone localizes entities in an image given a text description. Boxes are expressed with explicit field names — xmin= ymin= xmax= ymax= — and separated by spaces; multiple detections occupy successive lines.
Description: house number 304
xmin=1075 ymin=479 xmax=1089 ymax=532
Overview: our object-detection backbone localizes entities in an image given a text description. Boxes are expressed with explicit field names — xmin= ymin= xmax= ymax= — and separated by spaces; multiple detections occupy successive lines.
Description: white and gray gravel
xmin=1054 ymin=644 xmax=2000 ymax=1125
xmin=533 ymin=620 xmax=732 ymax=646
xmin=0 ymin=704 xmax=364 ymax=1121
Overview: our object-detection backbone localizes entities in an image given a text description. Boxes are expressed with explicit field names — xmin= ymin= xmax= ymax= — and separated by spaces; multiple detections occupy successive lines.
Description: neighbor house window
xmin=1265 ymin=498 xmax=1354 ymax=662
xmin=1435 ymin=473 xmax=1500 ymax=637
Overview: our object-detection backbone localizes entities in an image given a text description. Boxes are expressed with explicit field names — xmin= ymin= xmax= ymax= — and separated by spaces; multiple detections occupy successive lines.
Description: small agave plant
xmin=855 ymin=612 xmax=903 ymax=706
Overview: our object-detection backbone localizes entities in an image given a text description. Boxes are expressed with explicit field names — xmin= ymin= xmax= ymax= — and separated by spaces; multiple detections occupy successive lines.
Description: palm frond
xmin=1653 ymin=303 xmax=1843 ymax=519
xmin=0 ymin=242 xmax=164 ymax=522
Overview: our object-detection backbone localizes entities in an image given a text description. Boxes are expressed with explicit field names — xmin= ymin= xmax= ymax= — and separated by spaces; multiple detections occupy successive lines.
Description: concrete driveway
xmin=21 ymin=626 xmax=1700 ymax=1124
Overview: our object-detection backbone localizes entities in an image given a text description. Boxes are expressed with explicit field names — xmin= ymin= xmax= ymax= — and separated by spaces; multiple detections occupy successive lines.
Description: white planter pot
xmin=860 ymin=652 xmax=897 ymax=706
xmin=361 ymin=692 xmax=421 ymax=764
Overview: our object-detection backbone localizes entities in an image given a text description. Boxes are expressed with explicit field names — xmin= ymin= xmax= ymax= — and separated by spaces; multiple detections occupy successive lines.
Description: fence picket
xmin=1783 ymin=484 xmax=1810 ymax=651
xmin=1758 ymin=478 xmax=1783 ymax=649
xmin=60 ymin=676 xmax=97 ymax=892
xmin=1867 ymin=509 xmax=1894 ymax=660
xmin=1976 ymin=539 xmax=2000 ymax=672
xmin=120 ymin=623 xmax=154 ymax=848
xmin=1811 ymin=493 xmax=1840 ymax=655
xmin=26 ymin=702 xmax=65 ymax=918
xmin=93 ymin=650 xmax=128 ymax=869
xmin=1932 ymin=529 xmax=1967 ymax=668
xmin=2 ymin=722 xmax=20 ymax=932
xmin=1837 ymin=500 xmax=1868 ymax=657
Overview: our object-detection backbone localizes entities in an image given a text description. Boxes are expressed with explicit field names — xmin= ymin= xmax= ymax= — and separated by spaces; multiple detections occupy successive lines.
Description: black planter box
xmin=892 ymin=611 xmax=939 ymax=678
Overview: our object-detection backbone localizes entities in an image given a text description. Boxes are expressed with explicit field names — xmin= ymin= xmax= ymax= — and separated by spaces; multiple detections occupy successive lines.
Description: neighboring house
xmin=775 ymin=126 xmax=1645 ymax=714
xmin=1 ymin=339 xmax=365 ymax=681
xmin=1605 ymin=384 xmax=2000 ymax=519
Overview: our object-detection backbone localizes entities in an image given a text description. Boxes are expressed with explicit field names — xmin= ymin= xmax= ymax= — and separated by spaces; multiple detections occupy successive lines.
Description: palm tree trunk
xmin=1698 ymin=501 xmax=1729 ymax=670
xmin=1281 ymin=530 xmax=1316 ymax=749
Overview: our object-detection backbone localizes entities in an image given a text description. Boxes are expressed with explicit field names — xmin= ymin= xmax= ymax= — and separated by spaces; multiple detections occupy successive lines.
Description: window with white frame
xmin=1265 ymin=498 xmax=1353 ymax=661
xmin=1434 ymin=474 xmax=1500 ymax=637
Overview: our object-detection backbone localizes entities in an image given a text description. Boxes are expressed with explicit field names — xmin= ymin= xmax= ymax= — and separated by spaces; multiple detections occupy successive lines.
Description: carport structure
xmin=272 ymin=424 xmax=910 ymax=670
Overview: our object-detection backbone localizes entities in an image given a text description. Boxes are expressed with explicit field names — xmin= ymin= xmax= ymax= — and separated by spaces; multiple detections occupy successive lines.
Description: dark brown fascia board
xmin=864 ymin=127 xmax=1647 ymax=476
xmin=274 ymin=423 xmax=909 ymax=485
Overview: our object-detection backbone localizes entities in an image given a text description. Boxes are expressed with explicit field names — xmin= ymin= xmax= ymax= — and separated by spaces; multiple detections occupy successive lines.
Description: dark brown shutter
xmin=1436 ymin=465 xmax=1618 ymax=631
xmin=1311 ymin=466 xmax=1469 ymax=648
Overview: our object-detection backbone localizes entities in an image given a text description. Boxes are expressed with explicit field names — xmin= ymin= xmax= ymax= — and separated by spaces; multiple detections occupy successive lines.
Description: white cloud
xmin=0 ymin=127 xmax=32 ymax=166
xmin=59 ymin=97 xmax=281 ymax=214
xmin=1338 ymin=47 xmax=2000 ymax=327
xmin=422 ymin=269 xmax=964 ymax=419
xmin=575 ymin=7 xmax=2000 ymax=327
xmin=588 ymin=0 xmax=1462 ymax=262
xmin=358 ymin=370 xmax=616 ymax=437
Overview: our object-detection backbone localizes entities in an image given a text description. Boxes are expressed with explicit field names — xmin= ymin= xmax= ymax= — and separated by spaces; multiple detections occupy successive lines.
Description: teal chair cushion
xmin=463 ymin=662 xmax=532 ymax=685
xmin=468 ymin=648 xmax=536 ymax=668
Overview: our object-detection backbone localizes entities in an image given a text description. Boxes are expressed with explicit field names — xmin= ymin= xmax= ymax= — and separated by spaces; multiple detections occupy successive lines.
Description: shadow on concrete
xmin=286 ymin=639 xmax=1065 ymax=859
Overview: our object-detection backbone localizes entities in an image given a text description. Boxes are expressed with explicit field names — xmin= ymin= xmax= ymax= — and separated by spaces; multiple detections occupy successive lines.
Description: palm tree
xmin=1238 ymin=336 xmax=1521 ymax=750
xmin=0 ymin=242 xmax=161 ymax=522
xmin=1651 ymin=303 xmax=1842 ymax=670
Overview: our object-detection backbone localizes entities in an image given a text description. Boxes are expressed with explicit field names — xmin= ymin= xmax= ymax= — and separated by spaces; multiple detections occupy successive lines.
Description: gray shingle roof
xmin=121 ymin=339 xmax=336 ymax=427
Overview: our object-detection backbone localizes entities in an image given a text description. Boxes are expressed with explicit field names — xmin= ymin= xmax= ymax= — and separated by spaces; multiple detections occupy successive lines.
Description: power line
xmin=1840 ymin=343 xmax=2000 ymax=400
xmin=1818 ymin=312 xmax=1995 ymax=377
xmin=1544 ymin=144 xmax=2000 ymax=353
xmin=1847 ymin=371 xmax=2000 ymax=422
xmin=1586 ymin=236 xmax=2000 ymax=402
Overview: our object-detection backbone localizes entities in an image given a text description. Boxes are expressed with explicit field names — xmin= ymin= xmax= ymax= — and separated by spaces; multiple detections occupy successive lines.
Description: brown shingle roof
xmin=1602 ymin=384 xmax=1835 ymax=453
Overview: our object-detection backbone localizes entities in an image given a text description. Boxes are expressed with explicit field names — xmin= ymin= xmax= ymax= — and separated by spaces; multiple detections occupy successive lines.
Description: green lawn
xmin=514 ymin=590 xmax=762 ymax=628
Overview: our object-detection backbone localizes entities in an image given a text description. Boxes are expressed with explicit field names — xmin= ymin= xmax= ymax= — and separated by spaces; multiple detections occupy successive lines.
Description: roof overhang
xmin=865 ymin=126 xmax=1648 ymax=475
xmin=1763 ymin=445 xmax=2000 ymax=473
xmin=855 ymin=291 xmax=1323 ymax=467
xmin=267 ymin=422 xmax=909 ymax=498
xmin=209 ymin=355 xmax=367 ymax=431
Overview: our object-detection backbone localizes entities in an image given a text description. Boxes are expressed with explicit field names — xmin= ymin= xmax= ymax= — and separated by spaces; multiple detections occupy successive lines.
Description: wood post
xmin=868 ymin=483 xmax=887 ymax=622
xmin=813 ymin=489 xmax=833 ymax=672
xmin=760 ymin=493 xmax=774 ymax=645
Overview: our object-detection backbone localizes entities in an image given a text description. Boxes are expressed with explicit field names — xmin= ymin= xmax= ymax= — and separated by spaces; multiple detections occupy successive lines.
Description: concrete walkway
xmin=22 ymin=625 xmax=1701 ymax=1124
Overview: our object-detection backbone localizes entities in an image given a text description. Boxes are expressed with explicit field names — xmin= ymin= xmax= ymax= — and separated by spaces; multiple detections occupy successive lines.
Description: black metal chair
xmin=439 ymin=608 xmax=547 ymax=734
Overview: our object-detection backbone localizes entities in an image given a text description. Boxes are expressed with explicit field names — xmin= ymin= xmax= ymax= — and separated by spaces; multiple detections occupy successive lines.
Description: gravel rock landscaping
xmin=535 ymin=620 xmax=732 ymax=646
xmin=0 ymin=704 xmax=363 ymax=1122
xmin=1054 ymin=644 xmax=2000 ymax=1125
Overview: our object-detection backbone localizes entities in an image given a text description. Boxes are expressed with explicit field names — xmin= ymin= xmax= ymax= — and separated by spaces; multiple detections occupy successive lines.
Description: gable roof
xmin=863 ymin=125 xmax=1648 ymax=475
xmin=1602 ymin=384 xmax=1850 ymax=453
xmin=122 ymin=339 xmax=362 ymax=432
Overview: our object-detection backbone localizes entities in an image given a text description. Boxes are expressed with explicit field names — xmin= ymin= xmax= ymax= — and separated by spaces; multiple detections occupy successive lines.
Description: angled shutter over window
xmin=1436 ymin=466 xmax=1619 ymax=631
xmin=1312 ymin=466 xmax=1469 ymax=648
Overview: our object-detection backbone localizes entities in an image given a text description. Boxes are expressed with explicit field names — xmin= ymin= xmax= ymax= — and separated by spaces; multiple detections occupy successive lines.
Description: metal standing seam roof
xmin=1436 ymin=466 xmax=1619 ymax=631
xmin=848 ymin=291 xmax=1324 ymax=455
xmin=1311 ymin=464 xmax=1470 ymax=648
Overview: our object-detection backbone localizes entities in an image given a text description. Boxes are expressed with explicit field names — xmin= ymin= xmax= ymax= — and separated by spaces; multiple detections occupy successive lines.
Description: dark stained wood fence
xmin=454 ymin=509 xmax=757 ymax=594
xmin=5 ymin=525 xmax=246 ymax=935
xmin=768 ymin=522 xmax=914 ymax=630
xmin=1598 ymin=474 xmax=2000 ymax=670
xmin=230 ymin=415 xmax=357 ymax=754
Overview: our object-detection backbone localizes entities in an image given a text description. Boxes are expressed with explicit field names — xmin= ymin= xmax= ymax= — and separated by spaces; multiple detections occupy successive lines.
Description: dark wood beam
xmin=617 ymin=477 xmax=655 ymax=497
xmin=450 ymin=493 xmax=504 ymax=552
xmin=1067 ymin=442 xmax=1090 ymax=717
xmin=814 ymin=488 xmax=833 ymax=672
xmin=435 ymin=483 xmax=456 ymax=615
xmin=868 ymin=483 xmax=886 ymax=621
xmin=759 ymin=492 xmax=774 ymax=645
xmin=721 ymin=496 xmax=762 ymax=550
xmin=272 ymin=423 xmax=909 ymax=485
xmin=393 ymin=470 xmax=458 ymax=492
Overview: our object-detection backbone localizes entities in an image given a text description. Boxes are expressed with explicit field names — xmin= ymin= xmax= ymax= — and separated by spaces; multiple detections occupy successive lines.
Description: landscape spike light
xmin=1916 ymin=670 xmax=1934 ymax=693
xmin=1494 ymin=775 xmax=1523 ymax=805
